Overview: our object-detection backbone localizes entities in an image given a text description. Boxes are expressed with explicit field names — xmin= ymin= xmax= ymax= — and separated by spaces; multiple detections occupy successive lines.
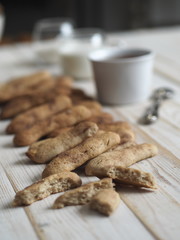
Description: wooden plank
xmin=0 ymin=164 xmax=39 ymax=240
xmin=0 ymin=145 xmax=156 ymax=240
xmin=103 ymin=110 xmax=180 ymax=240
xmin=1 ymin=27 xmax=180 ymax=240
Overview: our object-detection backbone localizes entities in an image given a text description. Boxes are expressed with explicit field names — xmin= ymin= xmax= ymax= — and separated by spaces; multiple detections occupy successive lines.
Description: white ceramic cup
xmin=89 ymin=47 xmax=155 ymax=105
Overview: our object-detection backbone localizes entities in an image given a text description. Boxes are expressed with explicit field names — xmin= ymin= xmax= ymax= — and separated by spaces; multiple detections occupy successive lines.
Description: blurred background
xmin=1 ymin=0 xmax=180 ymax=44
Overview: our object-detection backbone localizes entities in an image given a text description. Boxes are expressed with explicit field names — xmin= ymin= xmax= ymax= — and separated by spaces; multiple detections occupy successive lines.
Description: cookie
xmin=85 ymin=143 xmax=158 ymax=176
xmin=14 ymin=105 xmax=92 ymax=146
xmin=53 ymin=178 xmax=114 ymax=209
xmin=99 ymin=166 xmax=157 ymax=189
xmin=90 ymin=189 xmax=120 ymax=216
xmin=42 ymin=131 xmax=120 ymax=178
xmin=13 ymin=172 xmax=82 ymax=206
xmin=27 ymin=121 xmax=99 ymax=163
xmin=7 ymin=95 xmax=72 ymax=134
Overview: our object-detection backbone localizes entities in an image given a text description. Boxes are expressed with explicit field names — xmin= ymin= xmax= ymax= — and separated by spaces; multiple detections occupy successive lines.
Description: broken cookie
xmin=13 ymin=172 xmax=82 ymax=206
xmin=90 ymin=189 xmax=121 ymax=216
xmin=98 ymin=166 xmax=157 ymax=189
xmin=53 ymin=178 xmax=114 ymax=209
xmin=85 ymin=143 xmax=158 ymax=177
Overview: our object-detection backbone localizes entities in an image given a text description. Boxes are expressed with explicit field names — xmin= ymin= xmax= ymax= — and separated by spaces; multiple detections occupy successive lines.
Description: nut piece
xmin=13 ymin=172 xmax=82 ymax=206
xmin=14 ymin=105 xmax=92 ymax=146
xmin=7 ymin=95 xmax=72 ymax=134
xmin=27 ymin=121 xmax=99 ymax=163
xmin=90 ymin=189 xmax=121 ymax=216
xmin=99 ymin=121 xmax=135 ymax=143
xmin=85 ymin=143 xmax=158 ymax=177
xmin=53 ymin=178 xmax=114 ymax=209
xmin=100 ymin=166 xmax=157 ymax=189
xmin=42 ymin=131 xmax=120 ymax=178
xmin=0 ymin=71 xmax=52 ymax=103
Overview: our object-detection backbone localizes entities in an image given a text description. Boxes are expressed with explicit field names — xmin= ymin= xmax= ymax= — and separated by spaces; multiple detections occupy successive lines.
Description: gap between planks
xmin=2 ymin=165 xmax=45 ymax=240
xmin=1 ymin=154 xmax=157 ymax=240
xmin=154 ymin=54 xmax=180 ymax=86
xmin=112 ymin=108 xmax=180 ymax=165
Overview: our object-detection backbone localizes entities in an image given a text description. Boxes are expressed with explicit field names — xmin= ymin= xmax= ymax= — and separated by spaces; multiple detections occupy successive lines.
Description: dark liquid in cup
xmin=111 ymin=53 xmax=146 ymax=60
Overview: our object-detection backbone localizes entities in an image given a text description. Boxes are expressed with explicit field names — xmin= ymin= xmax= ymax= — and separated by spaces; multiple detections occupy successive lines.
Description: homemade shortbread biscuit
xmin=7 ymin=95 xmax=72 ymax=134
xmin=99 ymin=121 xmax=135 ymax=143
xmin=42 ymin=131 xmax=120 ymax=178
xmin=53 ymin=178 xmax=114 ymax=209
xmin=0 ymin=71 xmax=52 ymax=103
xmin=85 ymin=143 xmax=158 ymax=176
xmin=27 ymin=121 xmax=99 ymax=163
xmin=13 ymin=172 xmax=82 ymax=206
xmin=14 ymin=105 xmax=92 ymax=146
xmin=99 ymin=166 xmax=157 ymax=189
xmin=90 ymin=189 xmax=120 ymax=216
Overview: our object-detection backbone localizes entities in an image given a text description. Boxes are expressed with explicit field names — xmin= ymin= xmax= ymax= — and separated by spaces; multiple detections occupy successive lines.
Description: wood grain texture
xmin=1 ymin=27 xmax=180 ymax=240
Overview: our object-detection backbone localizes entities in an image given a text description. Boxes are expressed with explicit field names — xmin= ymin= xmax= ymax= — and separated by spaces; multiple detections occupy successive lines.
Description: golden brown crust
xmin=90 ymin=189 xmax=120 ymax=216
xmin=6 ymin=95 xmax=72 ymax=134
xmin=85 ymin=143 xmax=158 ymax=177
xmin=0 ymin=71 xmax=53 ymax=103
xmin=13 ymin=172 xmax=82 ymax=206
xmin=27 ymin=121 xmax=99 ymax=163
xmin=54 ymin=76 xmax=73 ymax=88
xmin=99 ymin=121 xmax=135 ymax=144
xmin=0 ymin=76 xmax=74 ymax=119
xmin=101 ymin=166 xmax=157 ymax=189
xmin=48 ymin=111 xmax=113 ymax=138
xmin=14 ymin=105 xmax=92 ymax=146
xmin=42 ymin=131 xmax=120 ymax=178
xmin=75 ymin=100 xmax=102 ymax=115
xmin=85 ymin=112 xmax=114 ymax=124
xmin=53 ymin=178 xmax=114 ymax=209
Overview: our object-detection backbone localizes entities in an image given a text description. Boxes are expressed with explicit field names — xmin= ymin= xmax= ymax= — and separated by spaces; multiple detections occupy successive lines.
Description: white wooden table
xmin=0 ymin=27 xmax=180 ymax=240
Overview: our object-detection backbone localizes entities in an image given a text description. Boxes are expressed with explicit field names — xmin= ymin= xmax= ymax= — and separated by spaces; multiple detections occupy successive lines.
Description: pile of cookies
xmin=0 ymin=71 xmax=158 ymax=216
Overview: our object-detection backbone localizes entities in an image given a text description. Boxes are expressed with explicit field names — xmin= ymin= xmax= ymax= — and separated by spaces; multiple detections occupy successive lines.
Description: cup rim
xmin=89 ymin=47 xmax=155 ymax=63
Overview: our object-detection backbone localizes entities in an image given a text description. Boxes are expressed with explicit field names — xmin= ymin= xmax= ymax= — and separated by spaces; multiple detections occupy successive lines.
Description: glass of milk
xmin=60 ymin=28 xmax=105 ymax=80
xmin=32 ymin=18 xmax=74 ymax=64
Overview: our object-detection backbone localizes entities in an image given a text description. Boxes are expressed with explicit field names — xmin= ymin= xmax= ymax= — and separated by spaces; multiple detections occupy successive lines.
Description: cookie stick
xmin=85 ymin=143 xmax=158 ymax=176
xmin=0 ymin=91 xmax=67 ymax=120
xmin=27 ymin=121 xmax=99 ymax=163
xmin=14 ymin=105 xmax=92 ymax=146
xmin=0 ymin=78 xmax=73 ymax=119
xmin=0 ymin=71 xmax=53 ymax=103
xmin=7 ymin=95 xmax=72 ymax=134
xmin=53 ymin=178 xmax=114 ymax=209
xmin=42 ymin=131 xmax=120 ymax=178
xmin=13 ymin=172 xmax=82 ymax=206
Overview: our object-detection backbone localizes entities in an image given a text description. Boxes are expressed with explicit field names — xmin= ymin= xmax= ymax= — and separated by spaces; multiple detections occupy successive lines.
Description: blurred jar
xmin=60 ymin=28 xmax=106 ymax=80
xmin=0 ymin=4 xmax=5 ymax=40
xmin=32 ymin=18 xmax=74 ymax=63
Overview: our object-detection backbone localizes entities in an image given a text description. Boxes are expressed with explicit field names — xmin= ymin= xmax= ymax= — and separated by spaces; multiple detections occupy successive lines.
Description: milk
xmin=60 ymin=37 xmax=104 ymax=79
